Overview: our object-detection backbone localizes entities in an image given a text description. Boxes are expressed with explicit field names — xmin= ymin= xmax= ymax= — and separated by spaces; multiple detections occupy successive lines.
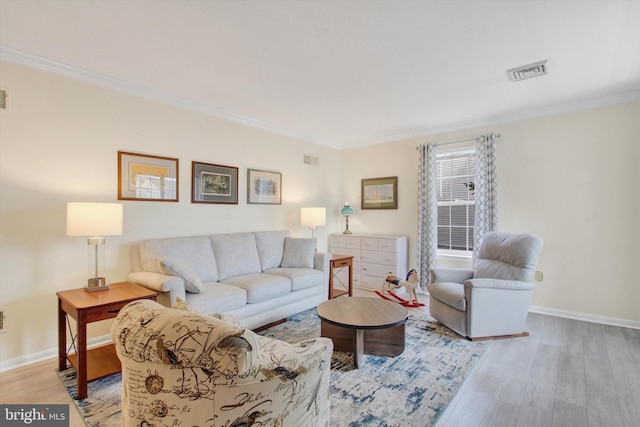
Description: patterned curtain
xmin=473 ymin=133 xmax=499 ymax=265
xmin=417 ymin=143 xmax=438 ymax=290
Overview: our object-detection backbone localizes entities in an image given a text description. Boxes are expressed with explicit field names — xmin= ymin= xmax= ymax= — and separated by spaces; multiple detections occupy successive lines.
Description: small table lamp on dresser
xmin=341 ymin=202 xmax=353 ymax=234
xmin=66 ymin=202 xmax=123 ymax=292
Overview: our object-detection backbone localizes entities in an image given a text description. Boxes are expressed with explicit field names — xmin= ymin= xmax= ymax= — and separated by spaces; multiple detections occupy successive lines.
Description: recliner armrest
xmin=429 ymin=267 xmax=474 ymax=284
xmin=464 ymin=278 xmax=534 ymax=291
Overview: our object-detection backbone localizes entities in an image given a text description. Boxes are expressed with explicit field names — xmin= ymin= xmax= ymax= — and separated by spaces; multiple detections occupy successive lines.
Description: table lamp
xmin=67 ymin=202 xmax=123 ymax=292
xmin=340 ymin=202 xmax=353 ymax=234
xmin=301 ymin=207 xmax=326 ymax=238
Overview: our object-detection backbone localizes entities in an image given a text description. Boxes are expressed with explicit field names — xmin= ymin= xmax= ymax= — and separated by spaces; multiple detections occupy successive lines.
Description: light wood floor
xmin=1 ymin=290 xmax=638 ymax=427
xmin=435 ymin=310 xmax=640 ymax=427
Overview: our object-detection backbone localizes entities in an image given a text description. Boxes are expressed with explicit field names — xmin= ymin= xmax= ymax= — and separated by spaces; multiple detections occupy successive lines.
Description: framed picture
xmin=247 ymin=168 xmax=282 ymax=204
xmin=192 ymin=161 xmax=239 ymax=204
xmin=361 ymin=176 xmax=398 ymax=209
xmin=118 ymin=151 xmax=179 ymax=201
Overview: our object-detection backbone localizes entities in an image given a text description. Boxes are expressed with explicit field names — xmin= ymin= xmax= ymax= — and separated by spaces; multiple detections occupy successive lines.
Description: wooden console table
xmin=57 ymin=281 xmax=158 ymax=399
xmin=329 ymin=254 xmax=354 ymax=299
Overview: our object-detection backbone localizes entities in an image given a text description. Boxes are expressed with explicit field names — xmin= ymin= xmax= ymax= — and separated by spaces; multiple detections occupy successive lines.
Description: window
xmin=436 ymin=148 xmax=475 ymax=253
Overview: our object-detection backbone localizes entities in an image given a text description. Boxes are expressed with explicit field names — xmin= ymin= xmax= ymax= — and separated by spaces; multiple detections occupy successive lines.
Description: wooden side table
xmin=57 ymin=281 xmax=158 ymax=399
xmin=329 ymin=254 xmax=354 ymax=299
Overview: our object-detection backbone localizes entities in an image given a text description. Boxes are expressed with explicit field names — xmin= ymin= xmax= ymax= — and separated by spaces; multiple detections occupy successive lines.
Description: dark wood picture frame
xmin=191 ymin=161 xmax=239 ymax=204
xmin=118 ymin=151 xmax=179 ymax=202
xmin=361 ymin=176 xmax=398 ymax=209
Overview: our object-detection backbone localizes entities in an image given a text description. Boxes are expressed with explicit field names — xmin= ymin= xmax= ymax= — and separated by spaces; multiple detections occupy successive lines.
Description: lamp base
xmin=85 ymin=277 xmax=109 ymax=292
xmin=343 ymin=229 xmax=352 ymax=234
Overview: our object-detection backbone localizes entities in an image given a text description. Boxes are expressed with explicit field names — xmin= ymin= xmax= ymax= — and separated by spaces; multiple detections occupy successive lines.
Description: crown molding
xmin=2 ymin=45 xmax=637 ymax=151
xmin=341 ymin=89 xmax=640 ymax=149
xmin=0 ymin=45 xmax=330 ymax=147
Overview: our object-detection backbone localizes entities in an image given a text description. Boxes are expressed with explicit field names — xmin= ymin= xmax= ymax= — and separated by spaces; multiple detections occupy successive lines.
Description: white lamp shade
xmin=301 ymin=207 xmax=326 ymax=227
xmin=67 ymin=202 xmax=123 ymax=237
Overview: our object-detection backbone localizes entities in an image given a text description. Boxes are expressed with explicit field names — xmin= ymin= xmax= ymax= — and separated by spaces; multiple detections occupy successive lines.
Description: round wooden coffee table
xmin=316 ymin=297 xmax=408 ymax=368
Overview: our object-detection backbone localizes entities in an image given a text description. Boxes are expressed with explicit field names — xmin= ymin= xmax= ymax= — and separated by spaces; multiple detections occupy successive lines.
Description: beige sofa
xmin=111 ymin=299 xmax=333 ymax=427
xmin=127 ymin=231 xmax=330 ymax=329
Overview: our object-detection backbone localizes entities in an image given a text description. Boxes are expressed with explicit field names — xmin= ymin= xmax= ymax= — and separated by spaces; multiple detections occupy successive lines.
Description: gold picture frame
xmin=118 ymin=151 xmax=179 ymax=202
xmin=361 ymin=176 xmax=398 ymax=209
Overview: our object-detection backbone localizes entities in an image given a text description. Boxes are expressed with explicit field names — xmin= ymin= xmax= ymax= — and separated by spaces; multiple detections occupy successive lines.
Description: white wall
xmin=342 ymin=101 xmax=640 ymax=325
xmin=0 ymin=61 xmax=343 ymax=364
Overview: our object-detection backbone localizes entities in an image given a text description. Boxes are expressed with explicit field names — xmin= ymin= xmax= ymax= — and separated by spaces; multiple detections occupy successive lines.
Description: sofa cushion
xmin=140 ymin=236 xmax=218 ymax=282
xmin=428 ymin=282 xmax=467 ymax=311
xmin=221 ymin=274 xmax=291 ymax=303
xmin=210 ymin=233 xmax=262 ymax=280
xmin=186 ymin=282 xmax=247 ymax=313
xmin=254 ymin=231 xmax=290 ymax=271
xmin=281 ymin=237 xmax=316 ymax=268
xmin=264 ymin=268 xmax=324 ymax=291
xmin=159 ymin=258 xmax=204 ymax=293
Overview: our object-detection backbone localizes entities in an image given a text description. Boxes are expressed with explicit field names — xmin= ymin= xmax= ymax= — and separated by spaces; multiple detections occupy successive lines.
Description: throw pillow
xmin=281 ymin=237 xmax=316 ymax=268
xmin=159 ymin=258 xmax=204 ymax=293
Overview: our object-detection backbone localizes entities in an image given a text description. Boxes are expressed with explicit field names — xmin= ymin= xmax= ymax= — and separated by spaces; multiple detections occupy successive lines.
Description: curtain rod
xmin=415 ymin=133 xmax=500 ymax=150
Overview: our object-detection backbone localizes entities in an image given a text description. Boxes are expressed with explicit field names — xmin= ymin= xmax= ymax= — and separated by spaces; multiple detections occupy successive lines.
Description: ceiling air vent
xmin=507 ymin=60 xmax=548 ymax=82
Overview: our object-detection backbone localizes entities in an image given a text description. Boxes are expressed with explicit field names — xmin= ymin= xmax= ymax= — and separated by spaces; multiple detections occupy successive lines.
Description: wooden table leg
xmin=348 ymin=263 xmax=353 ymax=296
xmin=354 ymin=329 xmax=364 ymax=368
xmin=57 ymin=299 xmax=67 ymax=372
xmin=329 ymin=261 xmax=335 ymax=299
xmin=76 ymin=315 xmax=88 ymax=399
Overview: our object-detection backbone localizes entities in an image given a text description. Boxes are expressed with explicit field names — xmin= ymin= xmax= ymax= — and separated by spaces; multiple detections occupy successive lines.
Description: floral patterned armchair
xmin=111 ymin=299 xmax=333 ymax=426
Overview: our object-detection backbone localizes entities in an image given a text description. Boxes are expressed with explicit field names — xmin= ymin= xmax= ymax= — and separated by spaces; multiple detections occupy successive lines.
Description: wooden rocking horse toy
xmin=376 ymin=269 xmax=425 ymax=307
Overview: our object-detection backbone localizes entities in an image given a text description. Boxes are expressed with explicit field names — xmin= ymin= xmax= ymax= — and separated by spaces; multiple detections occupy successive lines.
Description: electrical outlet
xmin=534 ymin=271 xmax=543 ymax=281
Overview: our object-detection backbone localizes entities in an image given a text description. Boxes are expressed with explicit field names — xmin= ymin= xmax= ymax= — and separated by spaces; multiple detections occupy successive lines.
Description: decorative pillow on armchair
xmin=280 ymin=237 xmax=316 ymax=268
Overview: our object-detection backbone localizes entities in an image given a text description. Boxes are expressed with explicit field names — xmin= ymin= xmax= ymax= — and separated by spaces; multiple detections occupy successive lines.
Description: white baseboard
xmin=0 ymin=335 xmax=112 ymax=373
xmin=2 ymin=305 xmax=638 ymax=372
xmin=529 ymin=305 xmax=640 ymax=330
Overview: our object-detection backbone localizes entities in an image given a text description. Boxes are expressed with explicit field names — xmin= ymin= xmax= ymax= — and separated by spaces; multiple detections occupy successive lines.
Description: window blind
xmin=436 ymin=149 xmax=475 ymax=252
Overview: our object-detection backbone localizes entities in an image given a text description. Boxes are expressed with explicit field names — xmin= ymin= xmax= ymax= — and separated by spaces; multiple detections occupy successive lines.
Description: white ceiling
xmin=1 ymin=0 xmax=639 ymax=149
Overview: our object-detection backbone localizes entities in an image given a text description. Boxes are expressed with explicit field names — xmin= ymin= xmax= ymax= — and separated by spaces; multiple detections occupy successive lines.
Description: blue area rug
xmin=58 ymin=307 xmax=488 ymax=426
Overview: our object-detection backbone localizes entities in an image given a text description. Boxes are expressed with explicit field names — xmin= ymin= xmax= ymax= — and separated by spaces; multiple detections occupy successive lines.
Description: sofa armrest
xmin=464 ymin=278 xmax=534 ymax=291
xmin=314 ymin=251 xmax=330 ymax=272
xmin=126 ymin=271 xmax=187 ymax=306
xmin=429 ymin=267 xmax=475 ymax=284
xmin=314 ymin=252 xmax=331 ymax=296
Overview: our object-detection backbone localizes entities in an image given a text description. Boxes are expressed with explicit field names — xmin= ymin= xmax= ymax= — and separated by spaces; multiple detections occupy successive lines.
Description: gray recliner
xmin=428 ymin=232 xmax=543 ymax=340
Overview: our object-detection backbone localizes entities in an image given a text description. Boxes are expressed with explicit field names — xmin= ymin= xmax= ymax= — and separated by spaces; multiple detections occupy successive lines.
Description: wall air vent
xmin=304 ymin=155 xmax=319 ymax=166
xmin=507 ymin=60 xmax=548 ymax=82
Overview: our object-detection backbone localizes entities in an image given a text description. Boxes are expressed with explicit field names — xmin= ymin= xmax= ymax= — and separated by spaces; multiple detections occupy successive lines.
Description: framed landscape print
xmin=361 ymin=176 xmax=398 ymax=209
xmin=192 ymin=161 xmax=238 ymax=204
xmin=118 ymin=151 xmax=179 ymax=202
xmin=247 ymin=168 xmax=282 ymax=204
